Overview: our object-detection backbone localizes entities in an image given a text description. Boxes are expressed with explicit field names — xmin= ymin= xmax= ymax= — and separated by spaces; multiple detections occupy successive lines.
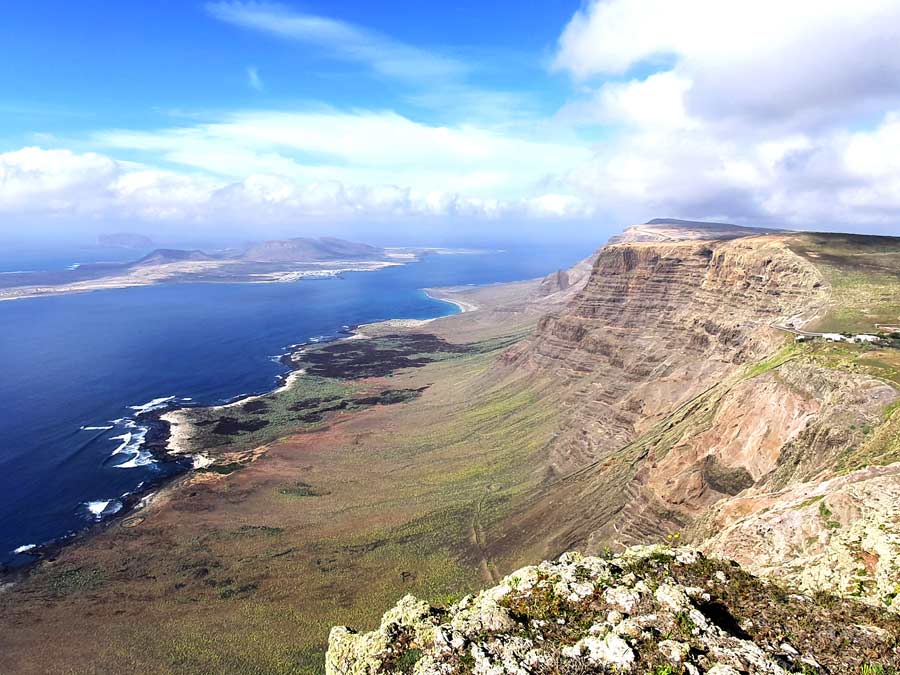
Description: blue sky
xmin=2 ymin=0 xmax=900 ymax=243
xmin=1 ymin=2 xmax=575 ymax=138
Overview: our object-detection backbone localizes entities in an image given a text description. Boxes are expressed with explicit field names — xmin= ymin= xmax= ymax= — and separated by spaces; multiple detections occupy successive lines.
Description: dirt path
xmin=469 ymin=494 xmax=496 ymax=584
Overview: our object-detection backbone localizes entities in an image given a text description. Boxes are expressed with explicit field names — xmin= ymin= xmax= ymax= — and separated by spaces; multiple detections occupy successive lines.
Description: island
xmin=0 ymin=236 xmax=431 ymax=301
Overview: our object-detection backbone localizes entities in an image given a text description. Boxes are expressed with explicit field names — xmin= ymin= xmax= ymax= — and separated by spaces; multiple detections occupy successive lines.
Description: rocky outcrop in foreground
xmin=326 ymin=546 xmax=899 ymax=675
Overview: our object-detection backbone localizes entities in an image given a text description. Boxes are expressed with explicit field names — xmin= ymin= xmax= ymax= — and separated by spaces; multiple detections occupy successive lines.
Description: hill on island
xmin=239 ymin=237 xmax=385 ymax=263
xmin=131 ymin=248 xmax=220 ymax=266
xmin=132 ymin=237 xmax=385 ymax=266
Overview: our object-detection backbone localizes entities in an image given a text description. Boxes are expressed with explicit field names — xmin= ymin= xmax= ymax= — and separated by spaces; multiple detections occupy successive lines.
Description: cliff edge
xmin=326 ymin=546 xmax=900 ymax=675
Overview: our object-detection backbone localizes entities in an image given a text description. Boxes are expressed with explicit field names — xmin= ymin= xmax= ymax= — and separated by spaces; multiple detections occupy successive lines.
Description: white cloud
xmin=0 ymin=145 xmax=594 ymax=231
xmin=3 ymin=2 xmax=900 ymax=237
xmin=558 ymin=71 xmax=696 ymax=130
xmin=544 ymin=0 xmax=900 ymax=233
xmin=207 ymin=2 xmax=464 ymax=83
xmin=554 ymin=0 xmax=900 ymax=129
xmin=551 ymin=111 xmax=900 ymax=230
xmin=92 ymin=109 xmax=592 ymax=199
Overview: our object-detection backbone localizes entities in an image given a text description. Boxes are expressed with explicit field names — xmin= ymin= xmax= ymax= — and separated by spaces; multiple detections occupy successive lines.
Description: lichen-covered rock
xmin=326 ymin=546 xmax=900 ymax=675
xmin=562 ymin=631 xmax=634 ymax=667
xmin=326 ymin=594 xmax=442 ymax=675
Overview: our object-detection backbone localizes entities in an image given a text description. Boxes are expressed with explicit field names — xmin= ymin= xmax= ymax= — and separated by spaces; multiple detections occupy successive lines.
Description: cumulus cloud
xmin=3 ymin=2 xmax=900 ymax=237
xmin=92 ymin=109 xmax=591 ymax=199
xmin=554 ymin=0 xmax=900 ymax=128
xmin=547 ymin=0 xmax=900 ymax=233
xmin=0 ymin=146 xmax=594 ymax=232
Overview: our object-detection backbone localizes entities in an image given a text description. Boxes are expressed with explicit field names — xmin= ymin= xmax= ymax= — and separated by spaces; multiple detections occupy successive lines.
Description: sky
xmin=2 ymin=0 xmax=900 ymax=245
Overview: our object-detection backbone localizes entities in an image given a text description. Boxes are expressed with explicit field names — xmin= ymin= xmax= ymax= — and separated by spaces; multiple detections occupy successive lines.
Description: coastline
xmin=0 ymin=259 xmax=407 ymax=302
xmin=1 ymin=285 xmax=471 ymax=580
xmin=423 ymin=288 xmax=479 ymax=313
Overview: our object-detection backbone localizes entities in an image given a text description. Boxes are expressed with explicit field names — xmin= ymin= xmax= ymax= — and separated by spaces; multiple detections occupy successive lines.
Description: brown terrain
xmin=1 ymin=220 xmax=899 ymax=673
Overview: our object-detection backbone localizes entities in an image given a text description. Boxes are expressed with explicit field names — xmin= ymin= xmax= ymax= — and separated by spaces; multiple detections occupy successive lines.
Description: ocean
xmin=0 ymin=245 xmax=594 ymax=566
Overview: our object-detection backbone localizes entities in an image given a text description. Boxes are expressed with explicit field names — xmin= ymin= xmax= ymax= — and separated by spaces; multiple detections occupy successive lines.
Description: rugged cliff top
xmin=327 ymin=546 xmax=900 ymax=675
xmin=609 ymin=219 xmax=783 ymax=244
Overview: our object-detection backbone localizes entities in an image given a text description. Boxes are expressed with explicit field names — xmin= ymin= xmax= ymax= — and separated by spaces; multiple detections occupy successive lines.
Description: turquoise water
xmin=0 ymin=245 xmax=594 ymax=566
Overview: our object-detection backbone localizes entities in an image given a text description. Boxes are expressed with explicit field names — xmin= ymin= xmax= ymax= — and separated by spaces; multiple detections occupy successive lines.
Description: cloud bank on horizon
xmin=2 ymin=0 xmax=900 ymax=238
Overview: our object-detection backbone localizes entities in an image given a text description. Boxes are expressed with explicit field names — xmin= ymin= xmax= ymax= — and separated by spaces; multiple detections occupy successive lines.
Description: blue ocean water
xmin=0 ymin=245 xmax=594 ymax=566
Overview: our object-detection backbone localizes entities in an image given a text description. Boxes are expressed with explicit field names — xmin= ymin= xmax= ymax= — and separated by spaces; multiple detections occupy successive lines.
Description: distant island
xmin=0 ymin=236 xmax=431 ymax=301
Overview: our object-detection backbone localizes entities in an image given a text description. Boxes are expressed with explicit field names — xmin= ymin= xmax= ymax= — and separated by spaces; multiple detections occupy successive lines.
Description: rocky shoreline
xmin=0 ymin=303 xmax=465 ymax=582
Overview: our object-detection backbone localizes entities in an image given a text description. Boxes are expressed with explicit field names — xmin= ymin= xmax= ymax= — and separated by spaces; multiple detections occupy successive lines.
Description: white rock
xmin=504 ymin=566 xmax=540 ymax=592
xmin=655 ymin=583 xmax=692 ymax=611
xmin=613 ymin=618 xmax=643 ymax=639
xmin=567 ymin=580 xmax=595 ymax=601
xmin=707 ymin=665 xmax=740 ymax=675
xmin=604 ymin=585 xmax=641 ymax=613
xmin=571 ymin=633 xmax=635 ymax=668
xmin=676 ymin=549 xmax=700 ymax=564
xmin=658 ymin=639 xmax=689 ymax=663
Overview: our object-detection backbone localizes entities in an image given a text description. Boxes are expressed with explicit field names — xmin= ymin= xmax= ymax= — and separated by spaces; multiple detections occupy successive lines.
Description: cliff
xmin=508 ymin=236 xmax=827 ymax=474
xmin=488 ymin=227 xmax=900 ymax=615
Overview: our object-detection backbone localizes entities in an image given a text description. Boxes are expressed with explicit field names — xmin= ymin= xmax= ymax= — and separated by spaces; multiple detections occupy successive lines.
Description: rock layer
xmin=516 ymin=237 xmax=826 ymax=473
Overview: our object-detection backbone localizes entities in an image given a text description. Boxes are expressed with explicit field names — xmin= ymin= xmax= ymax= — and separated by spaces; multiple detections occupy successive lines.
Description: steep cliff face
xmin=510 ymin=237 xmax=826 ymax=475
xmin=489 ymin=232 xmax=900 ymax=616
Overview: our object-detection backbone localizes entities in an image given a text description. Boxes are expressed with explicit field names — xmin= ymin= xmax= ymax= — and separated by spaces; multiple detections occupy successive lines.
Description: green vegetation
xmin=183 ymin=375 xmax=360 ymax=454
xmin=787 ymin=232 xmax=900 ymax=334
xmin=818 ymin=501 xmax=841 ymax=530
xmin=179 ymin=332 xmax=530 ymax=461
xmin=18 ymin=332 xmax=559 ymax=674
xmin=277 ymin=482 xmax=323 ymax=498
xmin=46 ymin=566 xmax=107 ymax=595
xmin=861 ymin=664 xmax=899 ymax=675
xmin=742 ymin=342 xmax=803 ymax=379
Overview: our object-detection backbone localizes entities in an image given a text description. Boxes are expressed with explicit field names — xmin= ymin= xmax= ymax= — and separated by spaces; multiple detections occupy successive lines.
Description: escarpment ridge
xmin=507 ymin=235 xmax=827 ymax=476
xmin=488 ymin=224 xmax=900 ymax=614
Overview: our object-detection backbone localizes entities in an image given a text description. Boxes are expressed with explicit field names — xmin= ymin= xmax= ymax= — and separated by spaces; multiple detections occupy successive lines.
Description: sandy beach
xmin=423 ymin=288 xmax=479 ymax=313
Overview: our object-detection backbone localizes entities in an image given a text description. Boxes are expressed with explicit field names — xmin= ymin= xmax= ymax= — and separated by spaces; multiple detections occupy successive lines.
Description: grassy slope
xmin=787 ymin=232 xmax=900 ymax=333
xmin=0 ymin=333 xmax=565 ymax=674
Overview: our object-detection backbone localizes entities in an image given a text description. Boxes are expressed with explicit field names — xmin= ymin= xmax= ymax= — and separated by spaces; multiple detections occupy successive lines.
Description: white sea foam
xmin=85 ymin=499 xmax=122 ymax=519
xmin=110 ymin=431 xmax=134 ymax=454
xmin=128 ymin=396 xmax=175 ymax=414
xmin=115 ymin=449 xmax=154 ymax=469
xmin=80 ymin=425 xmax=114 ymax=431
xmin=108 ymin=421 xmax=154 ymax=468
xmin=13 ymin=544 xmax=37 ymax=554
xmin=192 ymin=454 xmax=214 ymax=469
